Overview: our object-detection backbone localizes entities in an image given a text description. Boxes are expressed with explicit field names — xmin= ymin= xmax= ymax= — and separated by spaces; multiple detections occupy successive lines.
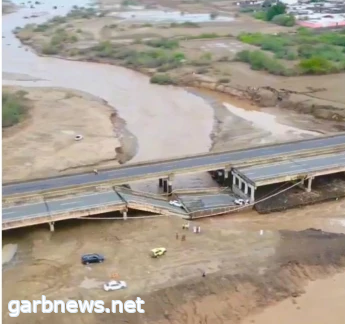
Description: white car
xmin=103 ymin=280 xmax=127 ymax=292
xmin=169 ymin=200 xmax=183 ymax=208
xmin=234 ymin=199 xmax=250 ymax=206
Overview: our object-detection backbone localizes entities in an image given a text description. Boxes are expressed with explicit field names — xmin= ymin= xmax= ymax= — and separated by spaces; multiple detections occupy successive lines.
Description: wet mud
xmin=80 ymin=229 xmax=345 ymax=324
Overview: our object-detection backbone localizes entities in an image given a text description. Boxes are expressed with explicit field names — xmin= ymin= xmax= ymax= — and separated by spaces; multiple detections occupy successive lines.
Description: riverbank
xmin=2 ymin=0 xmax=16 ymax=14
xmin=2 ymin=85 xmax=137 ymax=182
xmin=14 ymin=4 xmax=345 ymax=122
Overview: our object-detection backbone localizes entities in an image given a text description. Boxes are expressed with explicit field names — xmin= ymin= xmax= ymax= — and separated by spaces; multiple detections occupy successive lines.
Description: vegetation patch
xmin=145 ymin=38 xmax=179 ymax=49
xmin=253 ymin=3 xmax=296 ymax=27
xmin=2 ymin=90 xmax=30 ymax=128
xmin=169 ymin=22 xmax=200 ymax=28
xmin=236 ymin=28 xmax=345 ymax=75
xmin=235 ymin=50 xmax=288 ymax=76
xmin=150 ymin=73 xmax=176 ymax=85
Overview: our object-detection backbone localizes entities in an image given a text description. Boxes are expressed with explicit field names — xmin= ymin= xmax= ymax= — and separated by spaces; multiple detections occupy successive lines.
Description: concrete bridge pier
xmin=224 ymin=167 xmax=231 ymax=186
xmin=167 ymin=180 xmax=173 ymax=195
xmin=298 ymin=177 xmax=314 ymax=192
xmin=49 ymin=222 xmax=55 ymax=232
xmin=167 ymin=174 xmax=174 ymax=196
xmin=217 ymin=170 xmax=225 ymax=184
xmin=122 ymin=209 xmax=128 ymax=220
xmin=307 ymin=177 xmax=313 ymax=192
xmin=163 ymin=179 xmax=168 ymax=193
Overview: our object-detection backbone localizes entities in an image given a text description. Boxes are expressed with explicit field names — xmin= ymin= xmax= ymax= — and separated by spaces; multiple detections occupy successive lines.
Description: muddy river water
xmin=2 ymin=1 xmax=345 ymax=323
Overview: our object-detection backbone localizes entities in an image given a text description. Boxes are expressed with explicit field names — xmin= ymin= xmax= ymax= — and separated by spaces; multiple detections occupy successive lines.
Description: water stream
xmin=2 ymin=0 xmax=214 ymax=167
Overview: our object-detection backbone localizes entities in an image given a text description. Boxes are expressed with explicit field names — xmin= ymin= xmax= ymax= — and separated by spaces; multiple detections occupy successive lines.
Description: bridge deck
xmin=3 ymin=133 xmax=345 ymax=197
xmin=2 ymin=188 xmax=189 ymax=230
xmin=179 ymin=192 xmax=236 ymax=213
xmin=235 ymin=152 xmax=345 ymax=187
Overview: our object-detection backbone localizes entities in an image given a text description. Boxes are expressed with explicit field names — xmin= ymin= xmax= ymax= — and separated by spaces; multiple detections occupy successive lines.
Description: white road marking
xmin=3 ymin=211 xmax=15 ymax=215
xmin=60 ymin=201 xmax=78 ymax=206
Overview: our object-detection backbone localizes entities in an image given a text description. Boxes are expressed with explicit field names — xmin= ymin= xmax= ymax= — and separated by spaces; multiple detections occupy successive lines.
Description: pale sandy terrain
xmin=2 ymin=86 xmax=134 ymax=182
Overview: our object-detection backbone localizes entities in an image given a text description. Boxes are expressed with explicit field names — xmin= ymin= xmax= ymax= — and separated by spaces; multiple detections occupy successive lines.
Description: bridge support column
xmin=163 ymin=179 xmax=168 ymax=193
xmin=167 ymin=174 xmax=174 ymax=196
xmin=224 ymin=167 xmax=232 ymax=186
xmin=217 ymin=170 xmax=224 ymax=184
xmin=167 ymin=180 xmax=173 ymax=195
xmin=248 ymin=184 xmax=255 ymax=203
xmin=158 ymin=178 xmax=163 ymax=188
xmin=49 ymin=222 xmax=55 ymax=232
xmin=306 ymin=177 xmax=313 ymax=192
xmin=122 ymin=209 xmax=128 ymax=220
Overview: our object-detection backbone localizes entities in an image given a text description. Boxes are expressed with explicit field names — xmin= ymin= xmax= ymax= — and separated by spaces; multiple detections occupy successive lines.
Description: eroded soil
xmin=2 ymin=86 xmax=137 ymax=182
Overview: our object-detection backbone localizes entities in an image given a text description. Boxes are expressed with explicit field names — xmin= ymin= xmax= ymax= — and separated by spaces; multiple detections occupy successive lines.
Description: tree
xmin=266 ymin=3 xmax=286 ymax=21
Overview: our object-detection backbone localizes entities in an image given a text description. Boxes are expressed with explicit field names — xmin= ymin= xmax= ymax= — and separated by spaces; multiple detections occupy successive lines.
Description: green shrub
xmin=298 ymin=44 xmax=345 ymax=62
xmin=49 ymin=29 xmax=78 ymax=47
xmin=150 ymin=73 xmax=176 ymax=85
xmin=170 ymin=22 xmax=200 ymax=28
xmin=33 ymin=23 xmax=50 ymax=32
xmin=189 ymin=33 xmax=220 ymax=39
xmin=240 ymin=7 xmax=255 ymax=13
xmin=122 ymin=49 xmax=184 ymax=69
xmin=92 ymin=41 xmax=115 ymax=57
xmin=298 ymin=57 xmax=337 ymax=75
xmin=146 ymin=38 xmax=179 ymax=49
xmin=2 ymin=91 xmax=29 ymax=127
xmin=266 ymin=3 xmax=286 ymax=21
xmin=236 ymin=50 xmax=288 ymax=75
xmin=271 ymin=14 xmax=295 ymax=27
xmin=253 ymin=11 xmax=267 ymax=21
xmin=49 ymin=16 xmax=67 ymax=24
xmin=42 ymin=43 xmax=60 ymax=54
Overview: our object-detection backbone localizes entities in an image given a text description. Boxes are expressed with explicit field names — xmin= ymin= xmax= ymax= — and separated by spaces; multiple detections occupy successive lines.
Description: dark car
xmin=81 ymin=253 xmax=105 ymax=265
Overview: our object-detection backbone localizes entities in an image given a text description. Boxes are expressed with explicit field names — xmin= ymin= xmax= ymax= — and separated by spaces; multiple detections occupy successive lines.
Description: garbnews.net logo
xmin=8 ymin=295 xmax=145 ymax=317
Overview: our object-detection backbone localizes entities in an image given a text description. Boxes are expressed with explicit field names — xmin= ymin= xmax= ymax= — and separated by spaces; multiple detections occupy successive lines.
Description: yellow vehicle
xmin=150 ymin=247 xmax=167 ymax=258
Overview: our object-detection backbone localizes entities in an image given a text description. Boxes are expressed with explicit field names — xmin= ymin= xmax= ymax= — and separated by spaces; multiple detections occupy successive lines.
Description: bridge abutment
xmin=231 ymin=171 xmax=255 ymax=203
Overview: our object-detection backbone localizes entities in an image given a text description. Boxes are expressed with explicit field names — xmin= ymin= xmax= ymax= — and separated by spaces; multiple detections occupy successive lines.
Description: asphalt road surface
xmin=3 ymin=134 xmax=345 ymax=196
xmin=238 ymin=152 xmax=345 ymax=183
xmin=2 ymin=191 xmax=185 ymax=222
xmin=179 ymin=193 xmax=237 ymax=212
